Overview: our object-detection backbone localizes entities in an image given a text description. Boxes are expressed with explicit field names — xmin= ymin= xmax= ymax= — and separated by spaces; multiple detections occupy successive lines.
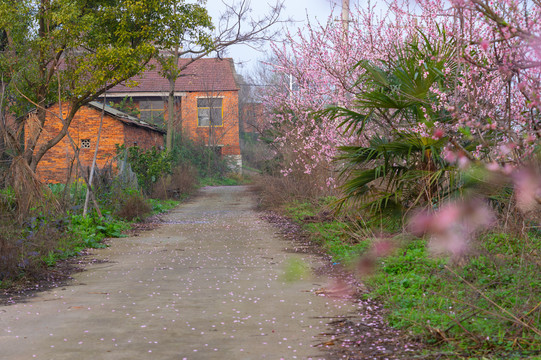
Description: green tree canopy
xmin=0 ymin=0 xmax=213 ymax=172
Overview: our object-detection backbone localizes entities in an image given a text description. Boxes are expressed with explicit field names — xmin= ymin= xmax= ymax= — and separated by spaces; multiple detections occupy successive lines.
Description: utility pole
xmin=342 ymin=0 xmax=350 ymax=38
xmin=289 ymin=73 xmax=293 ymax=99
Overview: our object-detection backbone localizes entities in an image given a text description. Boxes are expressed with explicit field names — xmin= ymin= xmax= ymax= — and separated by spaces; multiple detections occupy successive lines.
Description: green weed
xmin=282 ymin=258 xmax=310 ymax=282
xmin=38 ymin=213 xmax=129 ymax=267
xmin=148 ymin=199 xmax=179 ymax=214
xmin=285 ymin=201 xmax=317 ymax=222
xmin=281 ymin=196 xmax=540 ymax=358
xmin=199 ymin=175 xmax=247 ymax=187
xmin=364 ymin=236 xmax=541 ymax=355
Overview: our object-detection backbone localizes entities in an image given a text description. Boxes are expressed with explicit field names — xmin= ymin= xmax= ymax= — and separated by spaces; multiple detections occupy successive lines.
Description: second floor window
xmin=198 ymin=98 xmax=223 ymax=127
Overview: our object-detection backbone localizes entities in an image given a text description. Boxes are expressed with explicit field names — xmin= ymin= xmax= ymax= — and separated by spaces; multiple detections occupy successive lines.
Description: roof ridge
xmin=108 ymin=57 xmax=240 ymax=93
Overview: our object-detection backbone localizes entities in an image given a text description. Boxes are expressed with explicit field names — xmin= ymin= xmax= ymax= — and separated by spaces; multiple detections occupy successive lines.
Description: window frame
xmin=139 ymin=97 xmax=165 ymax=125
xmin=197 ymin=97 xmax=224 ymax=127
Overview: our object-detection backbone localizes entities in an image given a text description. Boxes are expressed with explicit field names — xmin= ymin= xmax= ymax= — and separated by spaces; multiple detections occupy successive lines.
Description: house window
xmin=139 ymin=98 xmax=165 ymax=125
xmin=198 ymin=98 xmax=223 ymax=127
xmin=81 ymin=139 xmax=91 ymax=149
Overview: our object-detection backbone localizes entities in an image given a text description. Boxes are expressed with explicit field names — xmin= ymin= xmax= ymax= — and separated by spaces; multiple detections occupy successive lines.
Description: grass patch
xmin=285 ymin=201 xmax=318 ymax=222
xmin=284 ymin=198 xmax=370 ymax=266
xmin=364 ymin=235 xmax=541 ymax=357
xmin=284 ymin=196 xmax=337 ymax=222
xmin=280 ymin=196 xmax=540 ymax=358
xmin=199 ymin=173 xmax=251 ymax=187
xmin=148 ymin=198 xmax=179 ymax=214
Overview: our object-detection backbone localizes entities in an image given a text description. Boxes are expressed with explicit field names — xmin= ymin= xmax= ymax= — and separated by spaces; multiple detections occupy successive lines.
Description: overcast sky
xmin=204 ymin=0 xmax=349 ymax=74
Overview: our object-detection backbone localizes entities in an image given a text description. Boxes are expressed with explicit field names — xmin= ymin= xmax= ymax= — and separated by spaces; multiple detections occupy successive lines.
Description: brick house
xmin=240 ymin=102 xmax=265 ymax=134
xmin=25 ymin=101 xmax=164 ymax=183
xmin=106 ymin=57 xmax=242 ymax=170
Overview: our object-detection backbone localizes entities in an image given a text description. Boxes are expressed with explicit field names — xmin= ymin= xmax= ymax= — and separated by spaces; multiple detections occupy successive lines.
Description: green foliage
xmin=170 ymin=134 xmax=230 ymax=179
xmin=109 ymin=97 xmax=140 ymax=117
xmin=0 ymin=186 xmax=16 ymax=213
xmin=285 ymin=197 xmax=337 ymax=223
xmin=0 ymin=0 xmax=213 ymax=102
xmin=337 ymin=133 xmax=454 ymax=213
xmin=364 ymin=235 xmax=541 ymax=356
xmin=47 ymin=181 xmax=88 ymax=210
xmin=324 ymin=238 xmax=369 ymax=265
xmin=40 ymin=213 xmax=129 ymax=267
xmin=69 ymin=213 xmax=128 ymax=240
xmin=117 ymin=145 xmax=173 ymax=195
xmin=285 ymin=201 xmax=318 ymax=223
xmin=148 ymin=198 xmax=179 ymax=214
xmin=324 ymin=31 xmax=466 ymax=216
xmin=282 ymin=258 xmax=310 ymax=282
xmin=0 ymin=0 xmax=214 ymax=172
xmin=198 ymin=175 xmax=243 ymax=187
xmin=284 ymin=198 xmax=370 ymax=266
xmin=280 ymin=193 xmax=540 ymax=357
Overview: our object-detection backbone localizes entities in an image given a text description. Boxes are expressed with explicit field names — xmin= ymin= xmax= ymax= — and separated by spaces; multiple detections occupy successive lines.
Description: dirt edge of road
xmin=0 ymin=210 xmax=170 ymax=306
xmin=261 ymin=211 xmax=426 ymax=360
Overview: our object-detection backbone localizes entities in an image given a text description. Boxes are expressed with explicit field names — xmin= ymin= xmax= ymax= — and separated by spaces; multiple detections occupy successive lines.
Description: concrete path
xmin=0 ymin=186 xmax=357 ymax=359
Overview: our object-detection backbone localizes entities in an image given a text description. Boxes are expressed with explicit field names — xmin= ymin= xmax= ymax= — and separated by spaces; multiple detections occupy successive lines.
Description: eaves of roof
xmin=88 ymin=101 xmax=166 ymax=134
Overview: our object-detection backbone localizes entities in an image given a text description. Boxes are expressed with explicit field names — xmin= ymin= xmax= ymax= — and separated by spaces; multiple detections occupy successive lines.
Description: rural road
xmin=0 ymin=186 xmax=358 ymax=359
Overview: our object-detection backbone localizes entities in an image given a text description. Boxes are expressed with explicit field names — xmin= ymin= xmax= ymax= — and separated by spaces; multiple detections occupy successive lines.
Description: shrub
xmin=0 ymin=213 xmax=68 ymax=281
xmin=240 ymin=132 xmax=274 ymax=171
xmin=151 ymin=163 xmax=198 ymax=200
xmin=116 ymin=145 xmax=172 ymax=195
xmin=114 ymin=190 xmax=151 ymax=221
xmin=252 ymin=173 xmax=336 ymax=210
xmin=170 ymin=134 xmax=230 ymax=178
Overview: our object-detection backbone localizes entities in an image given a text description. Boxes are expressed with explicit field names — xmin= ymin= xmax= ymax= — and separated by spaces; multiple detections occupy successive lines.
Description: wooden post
xmin=83 ymin=93 xmax=106 ymax=217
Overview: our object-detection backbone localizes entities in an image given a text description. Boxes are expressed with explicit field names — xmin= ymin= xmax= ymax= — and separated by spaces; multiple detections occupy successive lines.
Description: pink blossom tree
xmin=264 ymin=0 xmax=541 ymax=198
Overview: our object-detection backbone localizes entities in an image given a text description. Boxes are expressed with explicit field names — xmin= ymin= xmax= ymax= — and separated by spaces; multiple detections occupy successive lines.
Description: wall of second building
xmin=25 ymin=104 xmax=162 ymax=183
xmin=239 ymin=103 xmax=265 ymax=134
xmin=181 ymin=90 xmax=241 ymax=157
xmin=123 ymin=124 xmax=164 ymax=149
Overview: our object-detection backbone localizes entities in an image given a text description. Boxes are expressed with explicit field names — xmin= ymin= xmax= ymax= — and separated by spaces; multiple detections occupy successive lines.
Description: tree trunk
xmin=167 ymin=77 xmax=175 ymax=152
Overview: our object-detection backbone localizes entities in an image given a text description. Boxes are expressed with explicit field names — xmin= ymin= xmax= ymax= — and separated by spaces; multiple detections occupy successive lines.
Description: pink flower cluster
xmin=409 ymin=199 xmax=495 ymax=256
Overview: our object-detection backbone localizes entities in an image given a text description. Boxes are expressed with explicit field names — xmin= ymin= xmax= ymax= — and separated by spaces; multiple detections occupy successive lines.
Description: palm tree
xmin=327 ymin=29 xmax=469 ymax=214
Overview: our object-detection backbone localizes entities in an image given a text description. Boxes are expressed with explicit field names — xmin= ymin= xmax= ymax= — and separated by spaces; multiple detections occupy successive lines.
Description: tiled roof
xmin=88 ymin=101 xmax=166 ymax=134
xmin=109 ymin=58 xmax=239 ymax=94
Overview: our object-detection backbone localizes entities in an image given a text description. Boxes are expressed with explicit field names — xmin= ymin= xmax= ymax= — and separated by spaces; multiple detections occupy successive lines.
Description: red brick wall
xmin=124 ymin=124 xmax=164 ymax=149
xmin=181 ymin=90 xmax=241 ymax=156
xmin=25 ymin=103 xmax=163 ymax=183
xmin=163 ymin=99 xmax=182 ymax=132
